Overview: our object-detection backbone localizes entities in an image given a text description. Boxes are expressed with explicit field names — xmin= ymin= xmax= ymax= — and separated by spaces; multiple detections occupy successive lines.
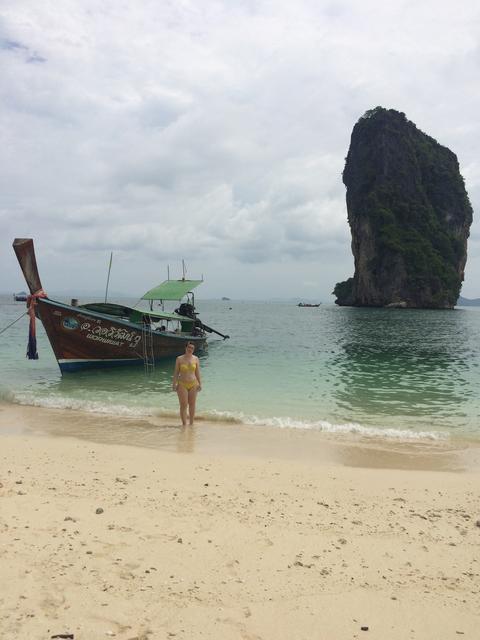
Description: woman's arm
xmin=172 ymin=358 xmax=180 ymax=390
xmin=195 ymin=357 xmax=202 ymax=390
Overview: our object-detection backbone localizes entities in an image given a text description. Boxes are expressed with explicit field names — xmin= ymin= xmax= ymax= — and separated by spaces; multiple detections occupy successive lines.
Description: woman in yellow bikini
xmin=172 ymin=342 xmax=202 ymax=426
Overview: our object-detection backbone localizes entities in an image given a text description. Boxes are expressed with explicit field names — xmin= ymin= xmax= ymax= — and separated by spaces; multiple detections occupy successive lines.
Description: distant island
xmin=334 ymin=107 xmax=473 ymax=309
xmin=221 ymin=297 xmax=231 ymax=301
xmin=457 ymin=295 xmax=480 ymax=307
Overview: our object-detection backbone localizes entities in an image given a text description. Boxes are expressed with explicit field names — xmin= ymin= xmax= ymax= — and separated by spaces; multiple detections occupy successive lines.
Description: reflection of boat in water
xmin=13 ymin=291 xmax=28 ymax=302
xmin=297 ymin=302 xmax=321 ymax=307
xmin=13 ymin=238 xmax=229 ymax=374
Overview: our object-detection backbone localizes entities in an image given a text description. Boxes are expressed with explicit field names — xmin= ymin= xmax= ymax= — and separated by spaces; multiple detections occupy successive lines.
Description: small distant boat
xmin=13 ymin=238 xmax=229 ymax=373
xmin=13 ymin=291 xmax=28 ymax=302
xmin=297 ymin=302 xmax=321 ymax=307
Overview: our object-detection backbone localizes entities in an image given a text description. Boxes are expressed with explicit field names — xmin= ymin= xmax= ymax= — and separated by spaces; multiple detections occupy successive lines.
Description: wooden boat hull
xmin=37 ymin=298 xmax=207 ymax=373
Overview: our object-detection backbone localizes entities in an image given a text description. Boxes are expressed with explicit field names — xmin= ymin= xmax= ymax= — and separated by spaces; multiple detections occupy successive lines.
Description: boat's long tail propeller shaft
xmin=199 ymin=321 xmax=230 ymax=340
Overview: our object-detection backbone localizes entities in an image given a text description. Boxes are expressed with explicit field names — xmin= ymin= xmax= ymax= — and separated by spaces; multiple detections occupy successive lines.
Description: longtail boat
xmin=13 ymin=238 xmax=228 ymax=373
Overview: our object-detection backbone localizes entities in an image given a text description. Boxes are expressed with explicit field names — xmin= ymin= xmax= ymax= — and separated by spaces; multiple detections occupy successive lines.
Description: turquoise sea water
xmin=1 ymin=294 xmax=480 ymax=441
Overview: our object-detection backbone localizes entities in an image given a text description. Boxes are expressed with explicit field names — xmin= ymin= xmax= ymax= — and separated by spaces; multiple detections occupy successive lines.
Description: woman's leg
xmin=187 ymin=386 xmax=198 ymax=425
xmin=176 ymin=384 xmax=188 ymax=426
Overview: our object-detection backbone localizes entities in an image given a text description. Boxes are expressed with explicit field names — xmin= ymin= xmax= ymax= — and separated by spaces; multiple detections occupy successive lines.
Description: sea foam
xmin=205 ymin=409 xmax=447 ymax=441
xmin=2 ymin=390 xmax=447 ymax=442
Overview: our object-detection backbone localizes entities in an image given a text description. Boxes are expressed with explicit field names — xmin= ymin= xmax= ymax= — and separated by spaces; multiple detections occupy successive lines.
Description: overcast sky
xmin=1 ymin=0 xmax=479 ymax=300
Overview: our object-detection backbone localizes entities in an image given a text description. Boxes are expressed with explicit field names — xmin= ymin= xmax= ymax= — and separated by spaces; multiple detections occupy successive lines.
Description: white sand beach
xmin=1 ymin=403 xmax=480 ymax=640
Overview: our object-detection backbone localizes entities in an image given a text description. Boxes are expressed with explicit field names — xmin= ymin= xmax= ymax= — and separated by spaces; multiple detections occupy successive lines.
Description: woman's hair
xmin=186 ymin=342 xmax=195 ymax=349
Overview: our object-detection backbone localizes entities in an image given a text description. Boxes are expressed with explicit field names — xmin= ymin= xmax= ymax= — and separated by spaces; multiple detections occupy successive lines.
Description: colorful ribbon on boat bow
xmin=26 ymin=289 xmax=47 ymax=360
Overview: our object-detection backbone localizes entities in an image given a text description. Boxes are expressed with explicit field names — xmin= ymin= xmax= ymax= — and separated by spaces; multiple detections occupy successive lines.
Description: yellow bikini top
xmin=179 ymin=360 xmax=196 ymax=372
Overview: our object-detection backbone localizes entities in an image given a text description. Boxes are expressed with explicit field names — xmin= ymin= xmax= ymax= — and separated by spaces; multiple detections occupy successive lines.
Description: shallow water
xmin=1 ymin=295 xmax=480 ymax=441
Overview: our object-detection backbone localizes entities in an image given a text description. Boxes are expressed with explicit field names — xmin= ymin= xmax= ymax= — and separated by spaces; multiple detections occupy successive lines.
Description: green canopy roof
xmin=142 ymin=279 xmax=202 ymax=301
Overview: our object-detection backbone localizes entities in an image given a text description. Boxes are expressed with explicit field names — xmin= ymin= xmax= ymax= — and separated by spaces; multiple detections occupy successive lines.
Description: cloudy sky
xmin=1 ymin=0 xmax=479 ymax=300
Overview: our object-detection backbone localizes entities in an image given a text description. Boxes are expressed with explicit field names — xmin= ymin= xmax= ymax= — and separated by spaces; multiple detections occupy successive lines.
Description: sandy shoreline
xmin=1 ymin=403 xmax=480 ymax=639
xmin=2 ymin=401 xmax=480 ymax=472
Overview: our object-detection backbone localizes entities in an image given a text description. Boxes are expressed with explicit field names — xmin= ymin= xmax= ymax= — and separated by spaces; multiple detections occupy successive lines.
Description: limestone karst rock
xmin=334 ymin=107 xmax=473 ymax=308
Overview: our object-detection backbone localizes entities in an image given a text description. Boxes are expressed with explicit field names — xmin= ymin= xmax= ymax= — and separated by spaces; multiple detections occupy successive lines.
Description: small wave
xmin=2 ymin=390 xmax=447 ymax=441
xmin=206 ymin=409 xmax=447 ymax=441
xmin=0 ymin=388 xmax=18 ymax=404
xmin=2 ymin=390 xmax=167 ymax=418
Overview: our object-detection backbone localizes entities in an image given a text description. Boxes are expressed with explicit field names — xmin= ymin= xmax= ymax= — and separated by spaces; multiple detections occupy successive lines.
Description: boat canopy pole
xmin=104 ymin=252 xmax=113 ymax=303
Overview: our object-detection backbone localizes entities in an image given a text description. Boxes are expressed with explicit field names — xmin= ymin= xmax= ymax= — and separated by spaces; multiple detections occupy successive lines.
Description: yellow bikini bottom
xmin=177 ymin=379 xmax=198 ymax=391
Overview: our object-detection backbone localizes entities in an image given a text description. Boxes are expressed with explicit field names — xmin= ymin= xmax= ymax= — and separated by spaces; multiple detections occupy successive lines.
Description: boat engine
xmin=175 ymin=302 xmax=196 ymax=319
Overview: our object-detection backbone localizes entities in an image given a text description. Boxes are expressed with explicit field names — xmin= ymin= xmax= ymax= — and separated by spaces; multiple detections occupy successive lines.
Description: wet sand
xmin=1 ymin=402 xmax=480 ymax=639
xmin=2 ymin=401 xmax=480 ymax=472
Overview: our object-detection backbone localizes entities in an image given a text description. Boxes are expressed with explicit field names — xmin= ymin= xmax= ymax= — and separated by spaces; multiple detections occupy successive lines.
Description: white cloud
xmin=1 ymin=0 xmax=479 ymax=299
